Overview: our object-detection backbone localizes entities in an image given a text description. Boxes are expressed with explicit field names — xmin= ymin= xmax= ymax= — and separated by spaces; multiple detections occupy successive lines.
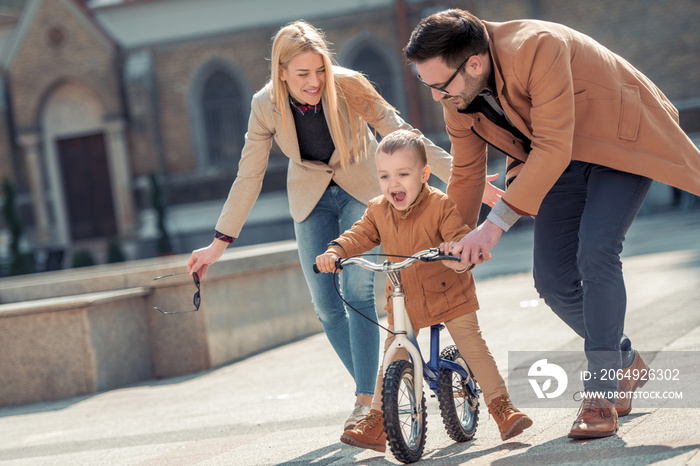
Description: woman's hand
xmin=315 ymin=252 xmax=340 ymax=273
xmin=483 ymin=173 xmax=504 ymax=208
xmin=187 ymin=238 xmax=229 ymax=279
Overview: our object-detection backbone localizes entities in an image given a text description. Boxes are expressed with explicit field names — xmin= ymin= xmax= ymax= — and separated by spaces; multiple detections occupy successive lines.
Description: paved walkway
xmin=1 ymin=209 xmax=699 ymax=465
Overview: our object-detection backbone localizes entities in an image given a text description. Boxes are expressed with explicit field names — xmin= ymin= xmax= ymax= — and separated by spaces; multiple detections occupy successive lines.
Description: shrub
xmin=107 ymin=238 xmax=126 ymax=263
xmin=72 ymin=249 xmax=95 ymax=268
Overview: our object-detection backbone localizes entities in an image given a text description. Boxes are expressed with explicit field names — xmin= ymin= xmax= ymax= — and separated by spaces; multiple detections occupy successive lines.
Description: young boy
xmin=315 ymin=130 xmax=532 ymax=452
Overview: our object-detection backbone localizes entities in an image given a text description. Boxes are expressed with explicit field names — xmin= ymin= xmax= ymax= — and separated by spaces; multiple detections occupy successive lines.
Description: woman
xmin=187 ymin=20 xmax=453 ymax=432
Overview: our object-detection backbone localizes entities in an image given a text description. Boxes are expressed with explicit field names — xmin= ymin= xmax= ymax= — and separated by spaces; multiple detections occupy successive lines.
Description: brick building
xmin=0 ymin=0 xmax=698 ymax=270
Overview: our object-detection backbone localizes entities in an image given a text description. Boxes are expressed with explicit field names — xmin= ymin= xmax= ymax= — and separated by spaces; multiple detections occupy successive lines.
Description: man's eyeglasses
xmin=417 ymin=54 xmax=473 ymax=95
xmin=152 ymin=272 xmax=200 ymax=315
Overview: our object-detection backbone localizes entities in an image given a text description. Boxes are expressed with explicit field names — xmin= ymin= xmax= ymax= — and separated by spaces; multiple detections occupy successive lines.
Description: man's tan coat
xmin=443 ymin=19 xmax=700 ymax=228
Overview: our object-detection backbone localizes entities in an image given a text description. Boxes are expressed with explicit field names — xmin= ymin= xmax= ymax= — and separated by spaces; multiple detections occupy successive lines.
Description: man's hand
xmin=315 ymin=252 xmax=340 ymax=273
xmin=448 ymin=220 xmax=503 ymax=264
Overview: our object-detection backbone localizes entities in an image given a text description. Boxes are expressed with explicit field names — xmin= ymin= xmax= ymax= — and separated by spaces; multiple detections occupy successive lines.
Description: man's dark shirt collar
xmin=485 ymin=70 xmax=497 ymax=97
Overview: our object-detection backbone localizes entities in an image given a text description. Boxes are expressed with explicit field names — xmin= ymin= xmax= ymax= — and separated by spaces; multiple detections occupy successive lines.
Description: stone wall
xmin=0 ymin=240 xmax=320 ymax=406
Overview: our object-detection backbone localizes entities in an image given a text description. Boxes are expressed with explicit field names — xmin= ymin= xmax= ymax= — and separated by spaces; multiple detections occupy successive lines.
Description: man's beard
xmin=445 ymin=73 xmax=489 ymax=111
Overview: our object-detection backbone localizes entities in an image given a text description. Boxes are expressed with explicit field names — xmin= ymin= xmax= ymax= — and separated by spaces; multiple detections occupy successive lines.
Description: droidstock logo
xmin=528 ymin=359 xmax=568 ymax=399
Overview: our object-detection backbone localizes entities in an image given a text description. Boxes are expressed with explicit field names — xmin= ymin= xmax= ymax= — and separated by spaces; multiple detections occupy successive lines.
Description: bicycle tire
xmin=382 ymin=359 xmax=427 ymax=464
xmin=437 ymin=345 xmax=479 ymax=442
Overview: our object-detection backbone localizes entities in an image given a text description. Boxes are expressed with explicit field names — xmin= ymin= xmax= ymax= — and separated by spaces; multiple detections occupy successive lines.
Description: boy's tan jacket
xmin=215 ymin=72 xmax=453 ymax=238
xmin=443 ymin=19 xmax=700 ymax=228
xmin=327 ymin=185 xmax=479 ymax=329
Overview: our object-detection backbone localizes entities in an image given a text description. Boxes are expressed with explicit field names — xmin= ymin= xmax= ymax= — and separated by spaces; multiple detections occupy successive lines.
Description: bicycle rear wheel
xmin=382 ymin=359 xmax=427 ymax=464
xmin=437 ymin=345 xmax=479 ymax=442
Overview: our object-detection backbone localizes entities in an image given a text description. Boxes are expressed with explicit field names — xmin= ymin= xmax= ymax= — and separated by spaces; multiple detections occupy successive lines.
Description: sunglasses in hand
xmin=152 ymin=272 xmax=201 ymax=315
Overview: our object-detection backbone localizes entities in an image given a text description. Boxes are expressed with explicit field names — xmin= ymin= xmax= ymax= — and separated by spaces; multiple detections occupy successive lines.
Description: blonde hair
xmin=376 ymin=129 xmax=427 ymax=166
xmin=270 ymin=21 xmax=395 ymax=168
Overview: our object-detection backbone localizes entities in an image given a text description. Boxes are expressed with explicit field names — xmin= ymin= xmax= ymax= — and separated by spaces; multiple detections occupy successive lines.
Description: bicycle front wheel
xmin=382 ymin=359 xmax=427 ymax=464
xmin=437 ymin=345 xmax=479 ymax=442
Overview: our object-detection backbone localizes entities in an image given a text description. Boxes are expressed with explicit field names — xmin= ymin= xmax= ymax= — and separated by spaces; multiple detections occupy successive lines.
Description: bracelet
xmin=455 ymin=264 xmax=475 ymax=274
xmin=214 ymin=230 xmax=235 ymax=243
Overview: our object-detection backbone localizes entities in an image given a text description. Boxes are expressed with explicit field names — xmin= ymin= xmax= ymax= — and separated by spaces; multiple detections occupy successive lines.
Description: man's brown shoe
xmin=615 ymin=351 xmax=649 ymax=417
xmin=487 ymin=395 xmax=533 ymax=441
xmin=340 ymin=409 xmax=386 ymax=452
xmin=568 ymin=396 xmax=618 ymax=439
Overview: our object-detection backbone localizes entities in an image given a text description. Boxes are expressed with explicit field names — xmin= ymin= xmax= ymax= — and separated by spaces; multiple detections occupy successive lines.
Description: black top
xmin=292 ymin=104 xmax=336 ymax=164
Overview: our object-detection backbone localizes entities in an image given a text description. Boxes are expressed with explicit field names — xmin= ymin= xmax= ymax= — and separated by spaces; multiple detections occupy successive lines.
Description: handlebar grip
xmin=423 ymin=252 xmax=461 ymax=262
xmin=430 ymin=253 xmax=474 ymax=271
xmin=312 ymin=260 xmax=343 ymax=274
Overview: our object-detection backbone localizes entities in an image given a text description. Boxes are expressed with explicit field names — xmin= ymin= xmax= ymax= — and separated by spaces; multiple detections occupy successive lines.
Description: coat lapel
xmin=271 ymin=93 xmax=303 ymax=163
xmin=488 ymin=33 xmax=533 ymax=141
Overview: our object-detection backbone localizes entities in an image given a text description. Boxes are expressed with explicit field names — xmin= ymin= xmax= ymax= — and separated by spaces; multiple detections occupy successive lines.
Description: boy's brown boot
xmin=487 ymin=395 xmax=533 ymax=441
xmin=340 ymin=409 xmax=386 ymax=452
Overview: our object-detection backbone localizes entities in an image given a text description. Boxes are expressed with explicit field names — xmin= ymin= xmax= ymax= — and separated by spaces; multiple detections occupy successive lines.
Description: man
xmin=404 ymin=9 xmax=700 ymax=439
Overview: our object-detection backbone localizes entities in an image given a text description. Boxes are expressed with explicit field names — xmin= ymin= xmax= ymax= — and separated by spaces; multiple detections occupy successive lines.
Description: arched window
xmin=201 ymin=70 xmax=246 ymax=167
xmin=347 ymin=45 xmax=401 ymax=112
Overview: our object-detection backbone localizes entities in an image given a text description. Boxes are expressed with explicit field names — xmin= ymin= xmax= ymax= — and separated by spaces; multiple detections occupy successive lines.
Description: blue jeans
xmin=295 ymin=185 xmax=379 ymax=396
xmin=533 ymin=162 xmax=652 ymax=398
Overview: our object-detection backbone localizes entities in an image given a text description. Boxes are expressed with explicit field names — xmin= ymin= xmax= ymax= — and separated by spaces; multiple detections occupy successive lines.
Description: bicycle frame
xmin=425 ymin=324 xmax=472 ymax=392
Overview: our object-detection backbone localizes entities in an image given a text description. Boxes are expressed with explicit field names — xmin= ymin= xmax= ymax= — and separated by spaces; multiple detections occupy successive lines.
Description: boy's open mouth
xmin=391 ymin=191 xmax=406 ymax=204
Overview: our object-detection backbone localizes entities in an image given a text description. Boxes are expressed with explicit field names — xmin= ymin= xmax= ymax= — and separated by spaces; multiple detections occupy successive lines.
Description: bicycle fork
xmin=381 ymin=270 xmax=426 ymax=413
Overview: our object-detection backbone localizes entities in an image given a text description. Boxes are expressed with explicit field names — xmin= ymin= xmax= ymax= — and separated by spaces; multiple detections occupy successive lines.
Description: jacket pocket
xmin=618 ymin=84 xmax=641 ymax=141
xmin=421 ymin=268 xmax=469 ymax=319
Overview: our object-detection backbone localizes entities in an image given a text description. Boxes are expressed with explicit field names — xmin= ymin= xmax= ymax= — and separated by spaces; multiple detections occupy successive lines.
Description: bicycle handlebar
xmin=312 ymin=248 xmax=469 ymax=274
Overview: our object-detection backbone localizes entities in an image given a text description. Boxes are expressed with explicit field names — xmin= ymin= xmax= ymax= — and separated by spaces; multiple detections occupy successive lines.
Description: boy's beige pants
xmin=370 ymin=311 xmax=508 ymax=411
